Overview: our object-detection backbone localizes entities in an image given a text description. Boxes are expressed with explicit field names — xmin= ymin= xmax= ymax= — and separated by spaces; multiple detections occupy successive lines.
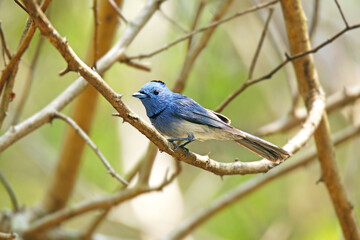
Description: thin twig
xmin=163 ymin=124 xmax=360 ymax=240
xmin=215 ymin=22 xmax=360 ymax=113
xmin=0 ymin=21 xmax=12 ymax=62
xmin=108 ymin=0 xmax=128 ymax=24
xmin=257 ymin=84 xmax=360 ymax=136
xmin=82 ymin=208 xmax=111 ymax=240
xmin=92 ymin=0 xmax=99 ymax=67
xmin=24 ymin=165 xmax=179 ymax=236
xmin=309 ymin=0 xmax=320 ymax=38
xmin=53 ymin=112 xmax=128 ymax=186
xmin=127 ymin=0 xmax=279 ymax=60
xmin=11 ymin=35 xmax=44 ymax=125
xmin=158 ymin=8 xmax=188 ymax=33
xmin=187 ymin=0 xmax=206 ymax=49
xmin=334 ymin=0 xmax=349 ymax=28
xmin=0 ymin=170 xmax=19 ymax=212
xmin=14 ymin=0 xmax=28 ymax=13
xmin=172 ymin=0 xmax=234 ymax=93
xmin=248 ymin=8 xmax=274 ymax=80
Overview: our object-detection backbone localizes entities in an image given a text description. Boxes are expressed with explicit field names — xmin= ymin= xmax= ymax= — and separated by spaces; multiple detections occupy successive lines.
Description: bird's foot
xmin=168 ymin=133 xmax=194 ymax=152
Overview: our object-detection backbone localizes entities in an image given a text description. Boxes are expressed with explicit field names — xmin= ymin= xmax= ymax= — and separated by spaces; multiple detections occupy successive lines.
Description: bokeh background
xmin=0 ymin=0 xmax=360 ymax=239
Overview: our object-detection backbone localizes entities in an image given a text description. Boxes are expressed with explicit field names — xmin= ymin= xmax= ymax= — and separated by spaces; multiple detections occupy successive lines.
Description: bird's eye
xmin=153 ymin=90 xmax=159 ymax=95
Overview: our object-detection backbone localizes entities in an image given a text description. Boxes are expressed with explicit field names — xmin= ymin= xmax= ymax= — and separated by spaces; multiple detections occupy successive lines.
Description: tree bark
xmin=280 ymin=1 xmax=360 ymax=239
xmin=42 ymin=0 xmax=123 ymax=213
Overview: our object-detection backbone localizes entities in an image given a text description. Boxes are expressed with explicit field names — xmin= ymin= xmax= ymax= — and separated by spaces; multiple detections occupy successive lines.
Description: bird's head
xmin=132 ymin=80 xmax=172 ymax=118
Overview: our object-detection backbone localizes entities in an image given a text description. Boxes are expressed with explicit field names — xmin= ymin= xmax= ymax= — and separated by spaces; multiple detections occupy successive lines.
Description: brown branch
xmin=215 ymin=22 xmax=360 ymax=113
xmin=11 ymin=35 xmax=44 ymax=125
xmin=248 ymin=8 xmax=274 ymax=80
xmin=0 ymin=0 xmax=51 ymax=90
xmin=280 ymin=1 xmax=360 ymax=239
xmin=24 ymin=160 xmax=180 ymax=236
xmin=20 ymin=0 xmax=324 ymax=177
xmin=127 ymin=0 xmax=279 ymax=60
xmin=172 ymin=0 xmax=234 ymax=93
xmin=0 ymin=170 xmax=19 ymax=212
xmin=257 ymin=84 xmax=360 ymax=136
xmin=0 ymin=21 xmax=12 ymax=62
xmin=0 ymin=232 xmax=17 ymax=240
xmin=187 ymin=0 xmax=206 ymax=49
xmin=158 ymin=8 xmax=188 ymax=33
xmin=334 ymin=0 xmax=349 ymax=28
xmin=92 ymin=0 xmax=99 ymax=66
xmin=53 ymin=112 xmax=128 ymax=186
xmin=309 ymin=0 xmax=320 ymax=38
xmin=108 ymin=0 xmax=128 ymax=24
xmin=41 ymin=0 xmax=154 ymax=214
xmin=163 ymin=124 xmax=360 ymax=240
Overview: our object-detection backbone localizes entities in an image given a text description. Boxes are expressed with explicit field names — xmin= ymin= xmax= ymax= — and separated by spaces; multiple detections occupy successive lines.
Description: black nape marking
xmin=151 ymin=80 xmax=166 ymax=85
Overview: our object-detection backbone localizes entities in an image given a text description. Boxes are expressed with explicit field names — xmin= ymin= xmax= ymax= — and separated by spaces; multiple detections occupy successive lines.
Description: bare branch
xmin=158 ymin=8 xmax=188 ymax=33
xmin=108 ymin=0 xmax=128 ymax=24
xmin=215 ymin=22 xmax=360 ymax=113
xmin=187 ymin=0 xmax=206 ymax=49
xmin=0 ymin=232 xmax=17 ymax=240
xmin=0 ymin=0 xmax=164 ymax=152
xmin=281 ymin=0 xmax=360 ymax=238
xmin=53 ymin=112 xmax=128 ymax=186
xmin=11 ymin=35 xmax=44 ymax=125
xmin=163 ymin=124 xmax=360 ymax=240
xmin=257 ymin=84 xmax=360 ymax=136
xmin=0 ymin=21 xmax=12 ymax=62
xmin=248 ymin=8 xmax=274 ymax=80
xmin=92 ymin=0 xmax=99 ymax=66
xmin=334 ymin=0 xmax=349 ymax=28
xmin=19 ymin=0 xmax=325 ymax=177
xmin=127 ymin=0 xmax=279 ymax=60
xmin=0 ymin=170 xmax=19 ymax=212
xmin=309 ymin=0 xmax=320 ymax=38
xmin=173 ymin=0 xmax=234 ymax=93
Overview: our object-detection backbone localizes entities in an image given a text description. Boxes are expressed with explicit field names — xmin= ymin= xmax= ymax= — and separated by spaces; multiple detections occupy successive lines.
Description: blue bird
xmin=133 ymin=81 xmax=290 ymax=162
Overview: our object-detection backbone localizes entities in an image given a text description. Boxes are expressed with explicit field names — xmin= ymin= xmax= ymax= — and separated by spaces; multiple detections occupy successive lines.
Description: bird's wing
xmin=170 ymin=96 xmax=230 ymax=129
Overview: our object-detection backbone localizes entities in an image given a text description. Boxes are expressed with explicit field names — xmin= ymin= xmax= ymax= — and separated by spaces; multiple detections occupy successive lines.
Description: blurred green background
xmin=0 ymin=0 xmax=360 ymax=239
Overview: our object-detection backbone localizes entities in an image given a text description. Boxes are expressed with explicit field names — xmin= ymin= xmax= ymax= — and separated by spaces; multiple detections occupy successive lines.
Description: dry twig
xmin=163 ymin=124 xmax=360 ymax=240
xmin=54 ymin=112 xmax=128 ymax=186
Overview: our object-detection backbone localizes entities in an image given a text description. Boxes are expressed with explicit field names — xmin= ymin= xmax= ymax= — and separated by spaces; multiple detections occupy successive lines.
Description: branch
xmin=0 ymin=21 xmax=12 ymax=63
xmin=215 ymin=22 xmax=360 ymax=113
xmin=247 ymin=8 xmax=274 ymax=81
xmin=0 ymin=232 xmax=17 ymax=240
xmin=20 ymin=0 xmax=324 ymax=177
xmin=0 ymin=0 xmax=164 ymax=152
xmin=24 ymin=162 xmax=180 ymax=236
xmin=108 ymin=0 xmax=128 ymax=24
xmin=0 ymin=170 xmax=19 ymax=212
xmin=127 ymin=0 xmax=278 ymax=60
xmin=163 ymin=124 xmax=360 ymax=240
xmin=281 ymin=0 xmax=360 ymax=238
xmin=172 ymin=0 xmax=233 ymax=93
xmin=53 ymin=112 xmax=128 ymax=186
xmin=257 ymin=84 xmax=360 ymax=136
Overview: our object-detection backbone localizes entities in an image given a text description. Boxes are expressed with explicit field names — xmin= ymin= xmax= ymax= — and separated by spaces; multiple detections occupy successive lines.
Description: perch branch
xmin=163 ymin=124 xmax=360 ymax=240
xmin=20 ymin=0 xmax=324 ymax=177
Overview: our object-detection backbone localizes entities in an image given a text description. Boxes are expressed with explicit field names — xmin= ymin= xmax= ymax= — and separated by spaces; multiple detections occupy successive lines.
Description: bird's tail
xmin=228 ymin=127 xmax=290 ymax=162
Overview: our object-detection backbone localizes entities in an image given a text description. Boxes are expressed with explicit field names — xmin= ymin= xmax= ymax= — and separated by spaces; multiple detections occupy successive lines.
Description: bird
xmin=132 ymin=80 xmax=290 ymax=162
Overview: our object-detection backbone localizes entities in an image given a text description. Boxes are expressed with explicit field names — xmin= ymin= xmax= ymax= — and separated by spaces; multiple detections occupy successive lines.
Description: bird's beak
xmin=132 ymin=91 xmax=148 ymax=99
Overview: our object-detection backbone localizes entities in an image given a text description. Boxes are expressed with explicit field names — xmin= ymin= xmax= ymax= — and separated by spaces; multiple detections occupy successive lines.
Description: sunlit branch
xmin=163 ymin=124 xmax=360 ymax=240
xmin=54 ymin=112 xmax=128 ymax=186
